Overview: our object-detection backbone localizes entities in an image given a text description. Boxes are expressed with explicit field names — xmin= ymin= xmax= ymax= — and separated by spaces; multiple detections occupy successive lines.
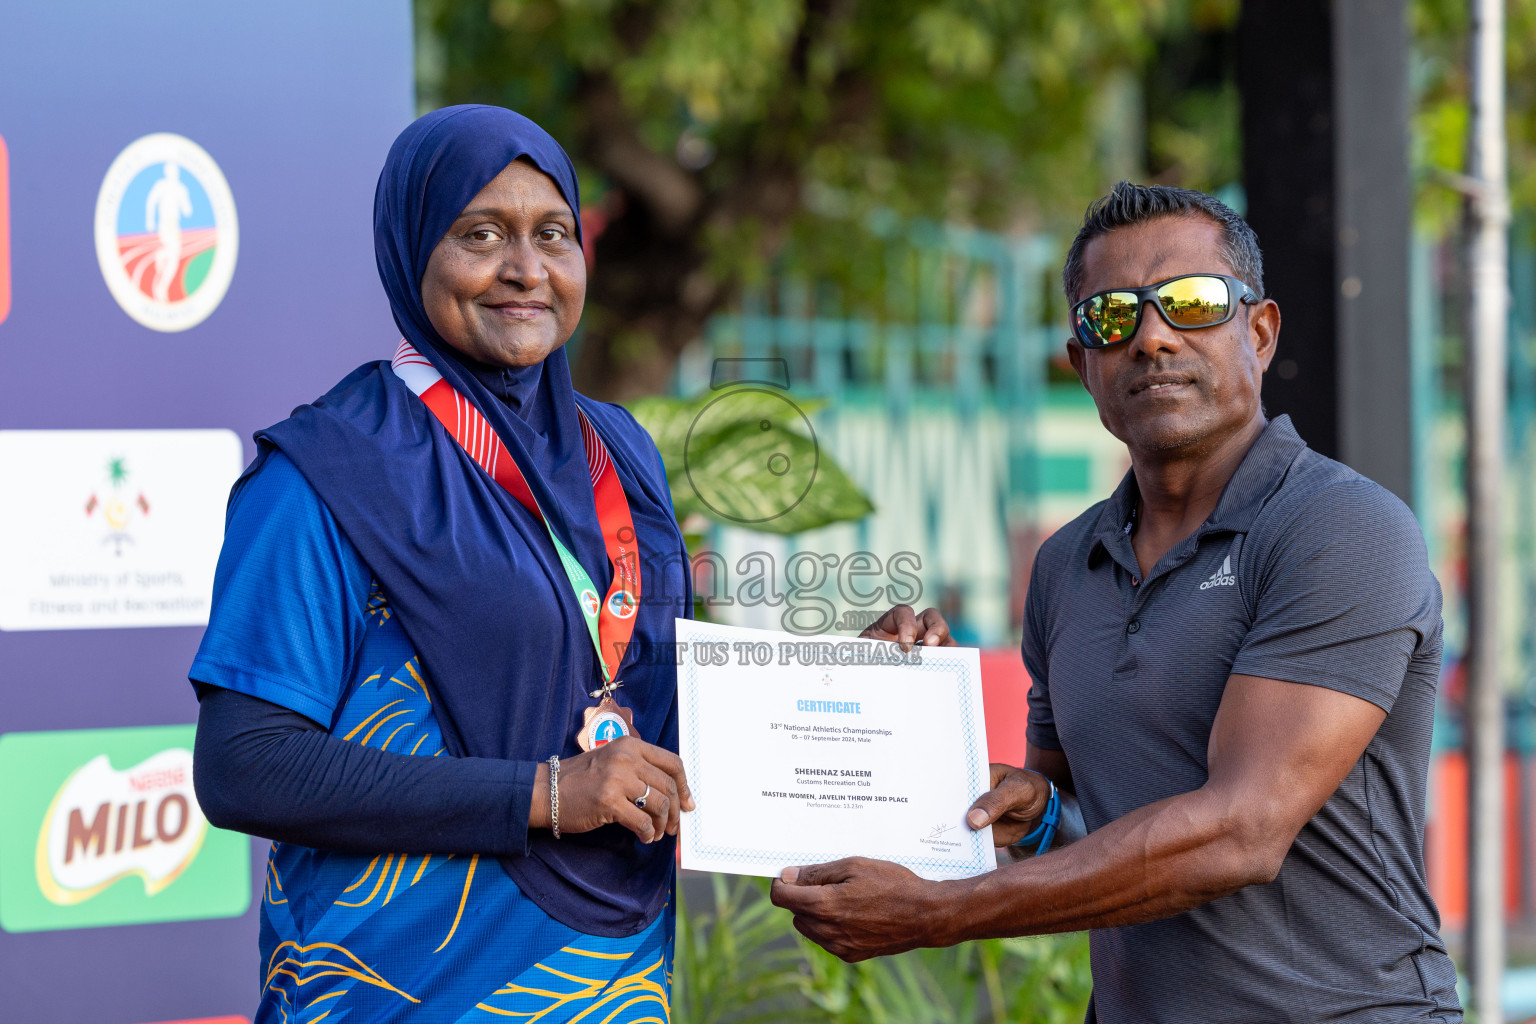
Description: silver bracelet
xmin=548 ymin=755 xmax=561 ymax=839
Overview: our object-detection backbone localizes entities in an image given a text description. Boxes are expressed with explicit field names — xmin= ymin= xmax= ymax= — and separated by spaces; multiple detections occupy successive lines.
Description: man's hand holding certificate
xmin=676 ymin=618 xmax=994 ymax=881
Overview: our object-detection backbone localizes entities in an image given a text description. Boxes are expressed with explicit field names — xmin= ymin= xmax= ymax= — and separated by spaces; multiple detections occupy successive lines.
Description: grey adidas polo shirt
xmin=1024 ymin=415 xmax=1460 ymax=1023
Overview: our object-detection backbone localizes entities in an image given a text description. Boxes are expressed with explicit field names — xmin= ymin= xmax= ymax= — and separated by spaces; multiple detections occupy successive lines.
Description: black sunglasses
xmin=1071 ymin=274 xmax=1259 ymax=349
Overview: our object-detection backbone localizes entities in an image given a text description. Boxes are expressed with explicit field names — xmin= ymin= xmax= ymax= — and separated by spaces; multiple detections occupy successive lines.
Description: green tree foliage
xmin=417 ymin=0 xmax=1240 ymax=398
xmin=1412 ymin=0 xmax=1536 ymax=234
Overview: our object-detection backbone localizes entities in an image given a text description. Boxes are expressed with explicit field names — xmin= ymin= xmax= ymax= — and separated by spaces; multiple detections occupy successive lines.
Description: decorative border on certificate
xmin=677 ymin=619 xmax=994 ymax=879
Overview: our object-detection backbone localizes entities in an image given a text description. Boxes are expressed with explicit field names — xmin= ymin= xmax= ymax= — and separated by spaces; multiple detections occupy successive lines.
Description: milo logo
xmin=36 ymin=748 xmax=206 ymax=905
xmin=0 ymin=725 xmax=248 ymax=932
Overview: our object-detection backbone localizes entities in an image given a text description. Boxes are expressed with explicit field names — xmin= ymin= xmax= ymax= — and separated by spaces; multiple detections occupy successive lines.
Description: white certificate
xmin=676 ymin=619 xmax=994 ymax=881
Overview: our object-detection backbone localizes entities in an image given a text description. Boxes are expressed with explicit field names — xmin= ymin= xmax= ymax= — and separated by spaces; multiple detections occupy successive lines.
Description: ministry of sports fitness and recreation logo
xmin=85 ymin=455 xmax=151 ymax=556
xmin=94 ymin=133 xmax=239 ymax=332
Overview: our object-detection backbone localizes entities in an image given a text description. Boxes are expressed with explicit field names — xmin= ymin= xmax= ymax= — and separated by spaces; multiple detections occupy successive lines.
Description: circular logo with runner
xmin=94 ymin=133 xmax=239 ymax=332
xmin=607 ymin=590 xmax=638 ymax=619
xmin=590 ymin=711 xmax=629 ymax=747
xmin=579 ymin=588 xmax=600 ymax=617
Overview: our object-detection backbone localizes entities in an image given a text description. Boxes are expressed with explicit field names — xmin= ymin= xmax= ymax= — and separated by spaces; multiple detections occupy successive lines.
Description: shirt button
xmin=1127 ymin=619 xmax=1141 ymax=634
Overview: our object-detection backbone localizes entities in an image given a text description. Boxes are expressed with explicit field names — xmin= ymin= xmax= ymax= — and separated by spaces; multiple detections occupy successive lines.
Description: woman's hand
xmin=859 ymin=604 xmax=957 ymax=648
xmin=964 ymin=763 xmax=1053 ymax=847
xmin=531 ymin=737 xmax=694 ymax=843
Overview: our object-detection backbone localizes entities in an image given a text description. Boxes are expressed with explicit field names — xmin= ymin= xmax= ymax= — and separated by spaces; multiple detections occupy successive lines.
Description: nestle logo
xmin=39 ymin=748 xmax=206 ymax=904
xmin=128 ymin=765 xmax=187 ymax=792
xmin=0 ymin=725 xmax=251 ymax=933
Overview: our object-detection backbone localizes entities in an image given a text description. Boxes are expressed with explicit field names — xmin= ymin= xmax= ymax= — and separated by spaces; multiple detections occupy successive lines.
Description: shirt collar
xmin=1202 ymin=414 xmax=1307 ymax=532
xmin=1087 ymin=415 xmax=1308 ymax=568
xmin=1088 ymin=466 xmax=1142 ymax=573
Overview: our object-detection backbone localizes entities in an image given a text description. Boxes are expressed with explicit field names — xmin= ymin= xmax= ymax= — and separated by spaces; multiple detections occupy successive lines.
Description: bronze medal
xmin=577 ymin=695 xmax=637 ymax=752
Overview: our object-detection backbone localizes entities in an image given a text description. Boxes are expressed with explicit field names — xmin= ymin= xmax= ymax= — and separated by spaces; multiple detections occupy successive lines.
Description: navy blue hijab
xmin=256 ymin=105 xmax=689 ymax=936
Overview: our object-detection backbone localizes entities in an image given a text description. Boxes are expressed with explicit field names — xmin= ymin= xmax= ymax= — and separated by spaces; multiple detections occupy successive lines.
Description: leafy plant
xmin=629 ymin=392 xmax=873 ymax=535
xmin=674 ymin=874 xmax=818 ymax=1024
xmin=674 ymin=874 xmax=1093 ymax=1024
xmin=793 ymin=932 xmax=1092 ymax=1024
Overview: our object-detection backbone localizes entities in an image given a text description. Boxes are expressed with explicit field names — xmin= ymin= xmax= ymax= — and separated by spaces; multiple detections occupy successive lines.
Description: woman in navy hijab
xmin=189 ymin=105 xmax=693 ymax=1022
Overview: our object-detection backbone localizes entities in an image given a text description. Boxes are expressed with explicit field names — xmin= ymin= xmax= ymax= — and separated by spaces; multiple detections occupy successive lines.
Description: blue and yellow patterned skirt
xmin=256 ymin=614 xmax=674 ymax=1023
xmin=260 ymin=845 xmax=673 ymax=1023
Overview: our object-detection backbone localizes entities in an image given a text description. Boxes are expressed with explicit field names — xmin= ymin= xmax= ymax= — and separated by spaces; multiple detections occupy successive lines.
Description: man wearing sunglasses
xmin=773 ymin=182 xmax=1460 ymax=1022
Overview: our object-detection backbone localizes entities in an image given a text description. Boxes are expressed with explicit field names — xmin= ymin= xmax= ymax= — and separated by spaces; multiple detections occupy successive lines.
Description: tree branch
xmin=578 ymin=74 xmax=705 ymax=237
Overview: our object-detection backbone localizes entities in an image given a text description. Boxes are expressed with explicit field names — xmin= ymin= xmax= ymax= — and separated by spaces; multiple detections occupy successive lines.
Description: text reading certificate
xmin=676 ymin=619 xmax=994 ymax=881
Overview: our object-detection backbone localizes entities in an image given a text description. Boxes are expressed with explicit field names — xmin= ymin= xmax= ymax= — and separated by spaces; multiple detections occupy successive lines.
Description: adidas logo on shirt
xmin=1199 ymin=555 xmax=1237 ymax=590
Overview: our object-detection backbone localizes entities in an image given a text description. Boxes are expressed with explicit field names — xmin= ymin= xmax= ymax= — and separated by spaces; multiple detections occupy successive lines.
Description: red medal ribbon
xmin=391 ymin=341 xmax=640 ymax=688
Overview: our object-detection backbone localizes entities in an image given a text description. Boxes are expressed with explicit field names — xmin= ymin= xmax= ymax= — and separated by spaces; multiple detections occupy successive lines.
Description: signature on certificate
xmin=925 ymin=823 xmax=955 ymax=840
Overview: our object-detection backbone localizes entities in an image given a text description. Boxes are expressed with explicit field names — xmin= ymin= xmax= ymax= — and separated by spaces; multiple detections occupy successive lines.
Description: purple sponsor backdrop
xmin=0 ymin=2 xmax=413 ymax=1020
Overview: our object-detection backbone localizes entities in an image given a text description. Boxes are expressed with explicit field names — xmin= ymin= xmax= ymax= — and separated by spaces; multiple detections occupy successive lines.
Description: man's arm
xmin=769 ymin=672 xmax=1385 ymax=960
